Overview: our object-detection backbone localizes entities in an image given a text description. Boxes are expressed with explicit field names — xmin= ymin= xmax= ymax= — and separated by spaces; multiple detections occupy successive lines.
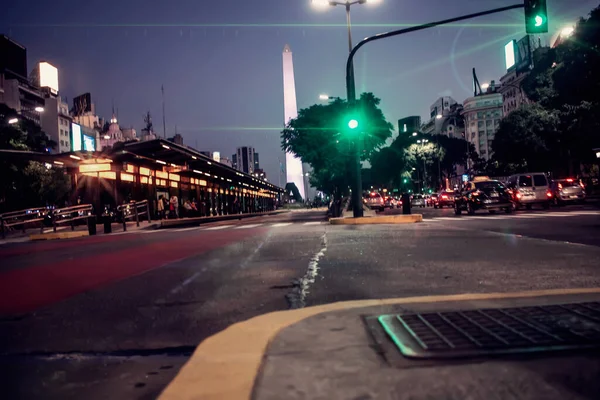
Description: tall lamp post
xmin=312 ymin=0 xmax=382 ymax=217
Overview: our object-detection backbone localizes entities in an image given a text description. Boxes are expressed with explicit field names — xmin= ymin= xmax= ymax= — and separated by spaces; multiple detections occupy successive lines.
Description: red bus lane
xmin=0 ymin=228 xmax=261 ymax=315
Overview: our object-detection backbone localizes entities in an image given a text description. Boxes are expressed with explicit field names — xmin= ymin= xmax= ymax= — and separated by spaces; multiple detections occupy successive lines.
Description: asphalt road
xmin=1 ymin=204 xmax=600 ymax=399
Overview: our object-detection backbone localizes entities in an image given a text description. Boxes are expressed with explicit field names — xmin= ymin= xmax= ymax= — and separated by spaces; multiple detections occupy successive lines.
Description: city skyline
xmin=1 ymin=0 xmax=597 ymax=182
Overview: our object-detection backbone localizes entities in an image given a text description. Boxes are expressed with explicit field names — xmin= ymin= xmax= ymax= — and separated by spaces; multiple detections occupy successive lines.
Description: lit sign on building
xmin=39 ymin=62 xmax=59 ymax=95
xmin=212 ymin=151 xmax=221 ymax=162
xmin=83 ymin=134 xmax=96 ymax=151
xmin=504 ymin=40 xmax=516 ymax=70
xmin=71 ymin=123 xmax=82 ymax=151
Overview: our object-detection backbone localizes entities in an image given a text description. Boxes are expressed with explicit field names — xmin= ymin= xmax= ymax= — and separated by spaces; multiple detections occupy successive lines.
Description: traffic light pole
xmin=345 ymin=3 xmax=524 ymax=218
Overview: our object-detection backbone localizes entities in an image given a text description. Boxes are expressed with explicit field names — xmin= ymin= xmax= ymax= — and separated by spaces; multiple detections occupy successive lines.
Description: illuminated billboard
xmin=83 ymin=134 xmax=96 ymax=151
xmin=212 ymin=151 xmax=221 ymax=162
xmin=71 ymin=123 xmax=82 ymax=151
xmin=39 ymin=62 xmax=59 ymax=94
xmin=504 ymin=40 xmax=516 ymax=70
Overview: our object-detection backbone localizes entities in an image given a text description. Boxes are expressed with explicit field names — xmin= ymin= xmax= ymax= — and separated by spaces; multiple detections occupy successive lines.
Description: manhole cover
xmin=378 ymin=302 xmax=600 ymax=359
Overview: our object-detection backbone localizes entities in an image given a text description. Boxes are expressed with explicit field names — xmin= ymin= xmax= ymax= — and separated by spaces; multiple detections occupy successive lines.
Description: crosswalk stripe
xmin=173 ymin=227 xmax=201 ymax=232
xmin=204 ymin=225 xmax=233 ymax=230
xmin=271 ymin=223 xmax=292 ymax=227
xmin=234 ymin=223 xmax=263 ymax=229
xmin=303 ymin=221 xmax=324 ymax=225
xmin=434 ymin=217 xmax=461 ymax=221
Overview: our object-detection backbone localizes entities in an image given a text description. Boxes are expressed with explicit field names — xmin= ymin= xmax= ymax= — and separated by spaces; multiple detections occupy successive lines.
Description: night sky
xmin=1 ymin=0 xmax=597 ymax=182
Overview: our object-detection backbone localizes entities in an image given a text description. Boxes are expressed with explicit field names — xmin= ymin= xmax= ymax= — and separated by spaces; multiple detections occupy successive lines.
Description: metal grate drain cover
xmin=378 ymin=302 xmax=600 ymax=359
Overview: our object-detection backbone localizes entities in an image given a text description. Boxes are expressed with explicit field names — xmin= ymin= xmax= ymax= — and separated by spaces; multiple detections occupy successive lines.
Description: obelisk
xmin=282 ymin=44 xmax=306 ymax=199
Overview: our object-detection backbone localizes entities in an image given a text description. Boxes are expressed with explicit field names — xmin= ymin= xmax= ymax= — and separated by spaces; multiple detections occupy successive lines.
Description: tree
xmin=281 ymin=93 xmax=393 ymax=197
xmin=0 ymin=104 xmax=70 ymax=212
xmin=518 ymin=4 xmax=600 ymax=174
xmin=491 ymin=103 xmax=560 ymax=173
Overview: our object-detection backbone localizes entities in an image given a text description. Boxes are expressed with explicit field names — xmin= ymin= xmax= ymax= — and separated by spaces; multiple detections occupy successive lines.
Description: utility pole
xmin=161 ymin=85 xmax=167 ymax=139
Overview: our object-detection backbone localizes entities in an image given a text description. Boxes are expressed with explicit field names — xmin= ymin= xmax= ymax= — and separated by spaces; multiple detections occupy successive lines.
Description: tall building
xmin=0 ymin=35 xmax=45 ymax=125
xmin=398 ymin=116 xmax=421 ymax=135
xmin=462 ymin=85 xmax=503 ymax=161
xmin=421 ymin=97 xmax=458 ymax=135
xmin=236 ymin=146 xmax=255 ymax=174
xmin=72 ymin=92 xmax=102 ymax=130
xmin=231 ymin=154 xmax=238 ymax=170
xmin=41 ymin=96 xmax=72 ymax=153
xmin=499 ymin=36 xmax=535 ymax=116
xmin=282 ymin=44 xmax=305 ymax=198
xmin=168 ymin=133 xmax=183 ymax=145
xmin=254 ymin=152 xmax=260 ymax=171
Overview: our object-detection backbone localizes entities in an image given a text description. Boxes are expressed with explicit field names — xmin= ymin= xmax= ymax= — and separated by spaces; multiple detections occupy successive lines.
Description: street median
xmin=159 ymin=210 xmax=289 ymax=229
xmin=29 ymin=231 xmax=89 ymax=241
xmin=329 ymin=214 xmax=422 ymax=225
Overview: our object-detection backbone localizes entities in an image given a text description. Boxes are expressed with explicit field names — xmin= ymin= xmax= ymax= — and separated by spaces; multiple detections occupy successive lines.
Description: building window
xmin=478 ymin=121 xmax=484 ymax=128
xmin=477 ymin=112 xmax=483 ymax=118
xmin=486 ymin=120 xmax=492 ymax=127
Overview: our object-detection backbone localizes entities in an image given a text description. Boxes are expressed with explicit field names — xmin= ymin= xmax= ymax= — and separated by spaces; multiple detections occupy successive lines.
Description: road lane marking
xmin=234 ymin=224 xmax=263 ymax=229
xmin=303 ymin=221 xmax=324 ymax=225
xmin=271 ymin=223 xmax=292 ymax=227
xmin=173 ymin=227 xmax=202 ymax=232
xmin=434 ymin=217 xmax=462 ymax=221
xmin=170 ymin=271 xmax=202 ymax=294
xmin=204 ymin=225 xmax=234 ymax=230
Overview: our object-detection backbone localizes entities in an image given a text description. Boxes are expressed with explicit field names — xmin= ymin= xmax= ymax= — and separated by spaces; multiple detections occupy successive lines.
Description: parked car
xmin=455 ymin=177 xmax=512 ymax=215
xmin=411 ymin=194 xmax=426 ymax=208
xmin=549 ymin=178 xmax=586 ymax=205
xmin=506 ymin=173 xmax=551 ymax=210
xmin=364 ymin=192 xmax=385 ymax=211
xmin=434 ymin=190 xmax=455 ymax=208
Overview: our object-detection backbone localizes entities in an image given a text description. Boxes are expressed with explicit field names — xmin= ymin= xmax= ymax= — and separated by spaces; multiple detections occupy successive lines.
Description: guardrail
xmin=1 ymin=207 xmax=50 ymax=238
xmin=51 ymin=204 xmax=94 ymax=232
xmin=116 ymin=200 xmax=151 ymax=231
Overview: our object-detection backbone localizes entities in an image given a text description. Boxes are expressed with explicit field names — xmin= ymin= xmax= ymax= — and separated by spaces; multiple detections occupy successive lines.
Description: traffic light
xmin=524 ymin=0 xmax=548 ymax=34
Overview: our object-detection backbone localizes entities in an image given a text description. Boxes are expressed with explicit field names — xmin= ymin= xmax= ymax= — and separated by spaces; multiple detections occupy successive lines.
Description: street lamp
xmin=8 ymin=118 xmax=18 ymax=124
xmin=319 ymin=94 xmax=342 ymax=101
xmin=34 ymin=106 xmax=44 ymax=113
xmin=412 ymin=132 xmax=418 ymax=136
xmin=435 ymin=114 xmax=443 ymax=119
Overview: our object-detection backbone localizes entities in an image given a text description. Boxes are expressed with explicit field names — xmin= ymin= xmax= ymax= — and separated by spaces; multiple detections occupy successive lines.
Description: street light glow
xmin=319 ymin=94 xmax=330 ymax=100
xmin=412 ymin=132 xmax=417 ymax=136
xmin=311 ymin=0 xmax=332 ymax=7
xmin=348 ymin=119 xmax=359 ymax=129
xmin=561 ymin=26 xmax=575 ymax=37
xmin=481 ymin=83 xmax=490 ymax=90
xmin=8 ymin=118 xmax=19 ymax=124
xmin=35 ymin=106 xmax=44 ymax=112
xmin=436 ymin=114 xmax=443 ymax=119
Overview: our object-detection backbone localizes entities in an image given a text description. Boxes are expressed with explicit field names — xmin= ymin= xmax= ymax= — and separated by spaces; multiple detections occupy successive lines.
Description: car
xmin=434 ymin=190 xmax=455 ymax=208
xmin=549 ymin=178 xmax=586 ymax=205
xmin=363 ymin=192 xmax=385 ymax=211
xmin=383 ymin=196 xmax=398 ymax=208
xmin=411 ymin=194 xmax=426 ymax=208
xmin=506 ymin=173 xmax=551 ymax=210
xmin=455 ymin=177 xmax=513 ymax=215
xmin=428 ymin=193 xmax=439 ymax=207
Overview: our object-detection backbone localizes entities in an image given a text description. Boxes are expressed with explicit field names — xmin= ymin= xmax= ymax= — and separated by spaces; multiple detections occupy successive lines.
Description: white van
xmin=506 ymin=173 xmax=551 ymax=210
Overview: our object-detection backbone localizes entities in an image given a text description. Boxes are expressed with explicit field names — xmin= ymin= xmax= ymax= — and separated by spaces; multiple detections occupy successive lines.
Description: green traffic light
xmin=534 ymin=15 xmax=544 ymax=27
xmin=348 ymin=119 xmax=359 ymax=129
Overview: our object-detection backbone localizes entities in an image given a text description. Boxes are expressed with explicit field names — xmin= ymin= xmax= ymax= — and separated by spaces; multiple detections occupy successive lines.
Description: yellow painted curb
xmin=330 ymin=214 xmax=423 ymax=225
xmin=29 ymin=231 xmax=89 ymax=241
xmin=159 ymin=287 xmax=600 ymax=400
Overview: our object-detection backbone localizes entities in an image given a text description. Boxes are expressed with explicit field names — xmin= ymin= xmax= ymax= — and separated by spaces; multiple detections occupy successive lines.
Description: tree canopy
xmin=0 ymin=104 xmax=70 ymax=212
xmin=281 ymin=92 xmax=393 ymax=196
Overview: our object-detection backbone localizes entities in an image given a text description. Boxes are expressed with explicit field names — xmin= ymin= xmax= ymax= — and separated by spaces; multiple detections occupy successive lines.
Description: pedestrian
xmin=157 ymin=195 xmax=165 ymax=219
xmin=170 ymin=195 xmax=179 ymax=218
xmin=183 ymin=199 xmax=193 ymax=217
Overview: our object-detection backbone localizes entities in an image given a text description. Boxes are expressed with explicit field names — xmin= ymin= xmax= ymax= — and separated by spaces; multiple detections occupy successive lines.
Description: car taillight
xmin=516 ymin=191 xmax=522 ymax=199
xmin=441 ymin=195 xmax=448 ymax=199
xmin=546 ymin=191 xmax=552 ymax=198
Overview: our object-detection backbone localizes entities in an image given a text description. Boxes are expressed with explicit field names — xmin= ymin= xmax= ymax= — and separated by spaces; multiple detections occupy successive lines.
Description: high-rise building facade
xmin=254 ymin=153 xmax=260 ymax=171
xmin=462 ymin=90 xmax=503 ymax=161
xmin=282 ymin=44 xmax=305 ymax=198
xmin=236 ymin=146 xmax=255 ymax=175
xmin=41 ymin=96 xmax=72 ymax=153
